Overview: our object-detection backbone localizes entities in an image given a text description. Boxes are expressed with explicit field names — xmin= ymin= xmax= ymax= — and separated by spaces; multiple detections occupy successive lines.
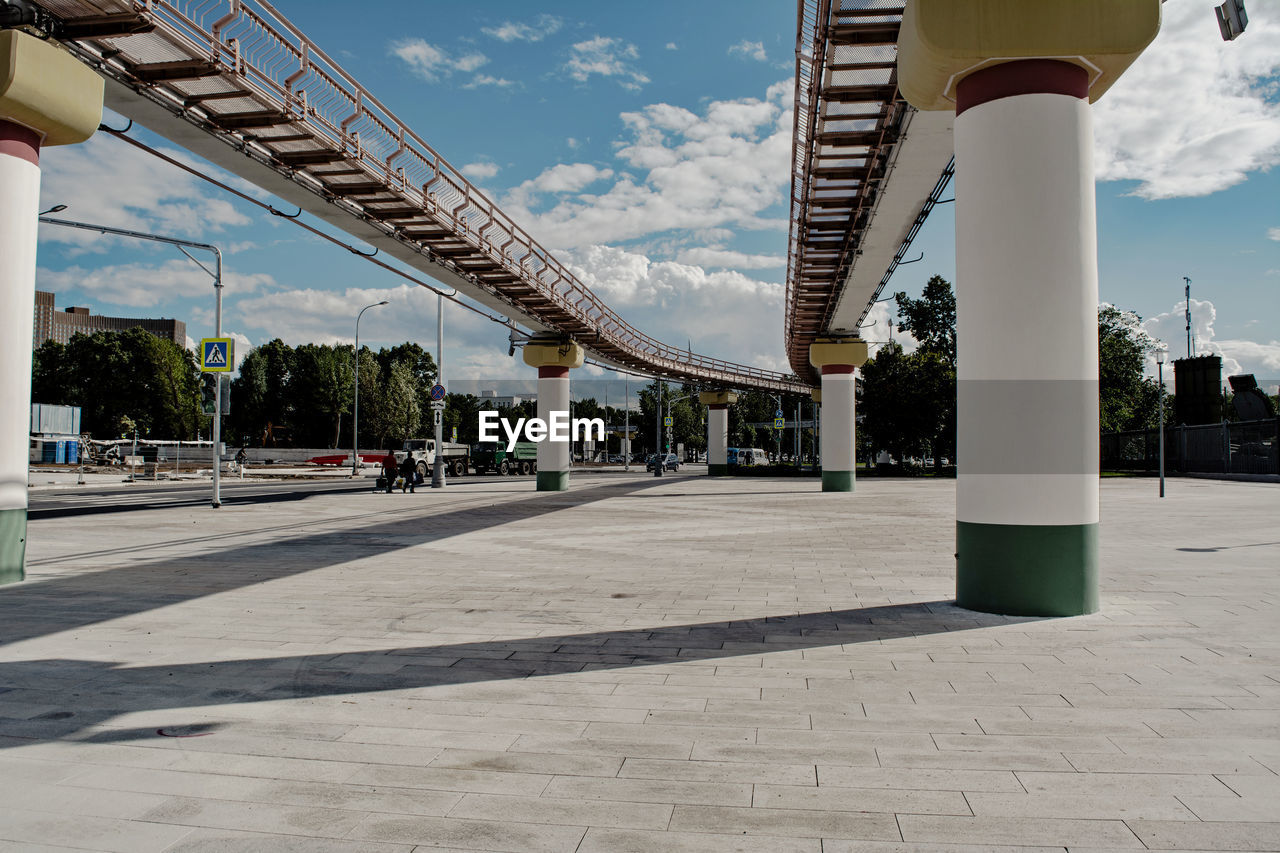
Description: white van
xmin=739 ymin=448 xmax=769 ymax=467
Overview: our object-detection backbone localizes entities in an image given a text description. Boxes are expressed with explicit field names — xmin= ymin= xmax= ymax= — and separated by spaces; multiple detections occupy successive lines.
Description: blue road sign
xmin=200 ymin=337 xmax=234 ymax=372
xmin=429 ymin=383 xmax=446 ymax=401
xmin=774 ymin=417 xmax=785 ymax=429
xmin=775 ymin=408 xmax=783 ymax=418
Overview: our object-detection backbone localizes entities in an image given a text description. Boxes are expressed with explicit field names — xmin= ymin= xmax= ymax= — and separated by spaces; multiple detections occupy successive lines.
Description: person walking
xmin=399 ymin=452 xmax=417 ymax=494
xmin=381 ymin=448 xmax=398 ymax=494
xmin=234 ymin=446 xmax=248 ymax=479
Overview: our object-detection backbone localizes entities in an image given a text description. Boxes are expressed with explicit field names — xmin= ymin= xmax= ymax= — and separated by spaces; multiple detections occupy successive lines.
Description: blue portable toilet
xmin=54 ymin=441 xmax=66 ymax=464
xmin=64 ymin=440 xmax=79 ymax=464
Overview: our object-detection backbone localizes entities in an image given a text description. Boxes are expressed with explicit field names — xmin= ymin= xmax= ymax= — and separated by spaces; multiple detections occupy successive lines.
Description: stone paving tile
xmin=447 ymin=792 xmax=672 ymax=830
xmin=817 ymin=765 xmax=1025 ymax=792
xmin=966 ymin=791 xmax=1197 ymax=820
xmin=346 ymin=813 xmax=587 ymax=852
xmin=0 ymin=806 xmax=194 ymax=852
xmin=1125 ymin=820 xmax=1280 ymax=851
xmin=137 ymin=796 xmax=370 ymax=838
xmin=754 ymin=782 xmax=971 ymax=814
xmin=822 ymin=843 xmax=1068 ymax=853
xmin=619 ymin=756 xmax=816 ymax=784
xmin=543 ymin=775 xmax=752 ymax=806
xmin=577 ymin=826 xmax=820 ymax=852
xmin=898 ymin=815 xmax=1145 ymax=848
xmin=668 ymin=803 xmax=900 ymax=839
xmin=163 ymin=827 xmax=416 ymax=852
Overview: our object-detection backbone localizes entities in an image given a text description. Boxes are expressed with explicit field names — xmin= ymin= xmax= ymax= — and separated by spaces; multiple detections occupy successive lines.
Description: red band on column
xmin=538 ymin=366 xmax=569 ymax=379
xmin=707 ymin=403 xmax=728 ymax=410
xmin=0 ymin=120 xmax=41 ymax=167
xmin=956 ymin=59 xmax=1089 ymax=117
xmin=821 ymin=364 xmax=856 ymax=375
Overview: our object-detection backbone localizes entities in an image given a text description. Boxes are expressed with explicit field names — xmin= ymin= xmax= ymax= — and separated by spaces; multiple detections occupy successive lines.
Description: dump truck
xmin=401 ymin=438 xmax=470 ymax=478
xmin=471 ymin=440 xmax=538 ymax=475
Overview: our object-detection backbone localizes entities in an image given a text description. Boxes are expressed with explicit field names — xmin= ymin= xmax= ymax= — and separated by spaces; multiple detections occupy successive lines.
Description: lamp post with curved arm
xmin=352 ymin=301 xmax=389 ymax=476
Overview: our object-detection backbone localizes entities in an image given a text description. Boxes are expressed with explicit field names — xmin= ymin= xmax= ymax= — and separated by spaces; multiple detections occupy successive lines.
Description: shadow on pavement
xmin=3 ymin=476 xmax=671 ymax=648
xmin=0 ymin=600 xmax=1034 ymax=747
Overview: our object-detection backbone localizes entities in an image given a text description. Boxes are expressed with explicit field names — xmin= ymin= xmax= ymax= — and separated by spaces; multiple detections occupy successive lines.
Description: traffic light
xmin=200 ymin=374 xmax=231 ymax=415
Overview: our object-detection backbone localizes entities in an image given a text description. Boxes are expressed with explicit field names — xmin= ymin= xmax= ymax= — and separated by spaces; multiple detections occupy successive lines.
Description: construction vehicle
xmin=471 ymin=440 xmax=538 ymax=475
xmin=401 ymin=438 xmax=470 ymax=478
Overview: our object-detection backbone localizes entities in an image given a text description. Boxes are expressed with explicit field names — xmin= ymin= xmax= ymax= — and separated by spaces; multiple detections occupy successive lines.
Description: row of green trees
xmin=28 ymin=279 xmax=1198 ymax=461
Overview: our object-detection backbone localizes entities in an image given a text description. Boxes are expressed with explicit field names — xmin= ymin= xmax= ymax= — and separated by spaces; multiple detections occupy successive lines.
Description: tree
xmin=289 ymin=343 xmax=354 ymax=448
xmin=31 ymin=328 xmax=201 ymax=440
xmin=894 ymin=274 xmax=956 ymax=365
xmin=231 ymin=339 xmax=294 ymax=446
xmin=379 ymin=359 xmax=421 ymax=447
xmin=860 ymin=341 xmax=933 ymax=465
xmin=1098 ymin=305 xmax=1161 ymax=432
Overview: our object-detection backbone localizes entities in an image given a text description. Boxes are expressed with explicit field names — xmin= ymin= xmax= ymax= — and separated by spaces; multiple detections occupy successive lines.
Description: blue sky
xmin=34 ymin=0 xmax=1280 ymax=391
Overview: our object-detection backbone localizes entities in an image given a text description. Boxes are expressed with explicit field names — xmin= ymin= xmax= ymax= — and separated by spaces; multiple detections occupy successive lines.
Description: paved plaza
xmin=2 ymin=472 xmax=1278 ymax=852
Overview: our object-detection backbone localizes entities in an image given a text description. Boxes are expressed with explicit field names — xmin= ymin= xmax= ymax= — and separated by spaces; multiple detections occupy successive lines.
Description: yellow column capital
xmin=698 ymin=390 xmax=739 ymax=407
xmin=522 ymin=339 xmax=584 ymax=370
xmin=809 ymin=338 xmax=868 ymax=370
xmin=1 ymin=30 xmax=103 ymax=146
xmin=897 ymin=0 xmax=1160 ymax=111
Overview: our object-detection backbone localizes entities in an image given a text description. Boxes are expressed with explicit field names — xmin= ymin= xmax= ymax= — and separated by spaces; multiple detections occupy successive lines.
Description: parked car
xmin=646 ymin=453 xmax=680 ymax=472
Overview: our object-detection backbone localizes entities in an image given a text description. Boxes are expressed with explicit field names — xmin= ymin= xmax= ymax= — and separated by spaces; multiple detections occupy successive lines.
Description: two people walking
xmin=381 ymin=449 xmax=419 ymax=493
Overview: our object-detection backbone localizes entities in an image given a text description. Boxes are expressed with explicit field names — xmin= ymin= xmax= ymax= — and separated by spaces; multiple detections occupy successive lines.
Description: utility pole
xmin=432 ymin=293 xmax=445 ymax=488
xmin=1184 ymin=276 xmax=1192 ymax=359
xmin=624 ymin=378 xmax=630 ymax=471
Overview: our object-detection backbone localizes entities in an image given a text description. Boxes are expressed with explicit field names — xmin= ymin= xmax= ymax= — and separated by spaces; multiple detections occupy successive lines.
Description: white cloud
xmin=38 ymin=260 xmax=275 ymax=309
xmin=39 ymin=132 xmax=253 ymax=250
xmin=465 ymin=74 xmax=516 ymax=89
xmin=675 ymin=248 xmax=785 ymax=269
xmin=559 ymin=244 xmax=789 ymax=370
xmin=502 ymin=81 xmax=793 ymax=250
xmin=391 ymin=39 xmax=489 ymax=83
xmin=1141 ymin=297 xmax=1280 ymax=379
xmin=665 ymin=42 xmax=678 ymax=51
xmin=1093 ymin=0 xmax=1280 ymax=199
xmin=461 ymin=162 xmax=500 ymax=180
xmin=1268 ymin=227 xmax=1280 ymax=241
xmin=728 ymin=40 xmax=767 ymax=62
xmin=564 ymin=36 xmax=649 ymax=90
xmin=482 ymin=15 xmax=562 ymax=43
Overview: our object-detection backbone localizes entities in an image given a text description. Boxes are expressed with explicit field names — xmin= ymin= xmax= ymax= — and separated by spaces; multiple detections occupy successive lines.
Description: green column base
xmin=536 ymin=470 xmax=569 ymax=491
xmin=822 ymin=470 xmax=854 ymax=492
xmin=708 ymin=464 xmax=729 ymax=476
xmin=0 ymin=507 xmax=27 ymax=585
xmin=956 ymin=520 xmax=1098 ymax=617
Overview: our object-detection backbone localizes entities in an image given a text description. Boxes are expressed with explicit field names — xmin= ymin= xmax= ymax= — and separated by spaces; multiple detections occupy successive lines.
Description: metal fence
xmin=1101 ymin=418 xmax=1279 ymax=475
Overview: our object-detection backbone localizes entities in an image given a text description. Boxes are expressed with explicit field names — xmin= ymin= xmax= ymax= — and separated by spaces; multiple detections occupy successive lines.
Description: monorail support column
xmin=522 ymin=337 xmax=584 ymax=491
xmin=898 ymin=1 xmax=1160 ymax=616
xmin=699 ymin=390 xmax=738 ymax=475
xmin=810 ymin=338 xmax=868 ymax=492
xmin=0 ymin=31 xmax=103 ymax=584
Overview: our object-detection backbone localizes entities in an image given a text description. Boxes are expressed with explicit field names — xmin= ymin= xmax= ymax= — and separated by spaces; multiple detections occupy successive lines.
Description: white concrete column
xmin=537 ymin=365 xmax=570 ymax=490
xmin=954 ymin=59 xmax=1099 ymax=615
xmin=523 ymin=339 xmax=584 ymax=491
xmin=698 ymin=390 xmax=737 ymax=475
xmin=810 ymin=339 xmax=867 ymax=492
xmin=0 ymin=121 xmax=41 ymax=583
xmin=819 ymin=368 xmax=856 ymax=491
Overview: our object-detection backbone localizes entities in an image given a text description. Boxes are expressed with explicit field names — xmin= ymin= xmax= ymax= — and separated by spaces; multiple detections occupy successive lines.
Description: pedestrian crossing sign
xmin=774 ymin=417 xmax=785 ymax=429
xmin=663 ymin=416 xmax=672 ymax=427
xmin=200 ymin=337 xmax=234 ymax=372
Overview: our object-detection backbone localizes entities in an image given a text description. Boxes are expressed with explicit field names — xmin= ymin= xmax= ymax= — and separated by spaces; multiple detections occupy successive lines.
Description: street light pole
xmin=624 ymin=378 xmax=630 ymax=471
xmin=39 ymin=214 xmax=226 ymax=508
xmin=432 ymin=292 xmax=446 ymax=488
xmin=352 ymin=300 xmax=389 ymax=476
xmin=1157 ymin=346 xmax=1167 ymax=498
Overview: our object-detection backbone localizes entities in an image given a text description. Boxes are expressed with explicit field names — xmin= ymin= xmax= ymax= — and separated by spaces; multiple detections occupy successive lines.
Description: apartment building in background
xmin=34 ymin=291 xmax=186 ymax=349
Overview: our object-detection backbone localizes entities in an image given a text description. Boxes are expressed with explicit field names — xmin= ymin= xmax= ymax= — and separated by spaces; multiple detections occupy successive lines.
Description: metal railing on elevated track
xmin=788 ymin=0 xmax=952 ymax=385
xmin=34 ymin=0 xmax=810 ymax=394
